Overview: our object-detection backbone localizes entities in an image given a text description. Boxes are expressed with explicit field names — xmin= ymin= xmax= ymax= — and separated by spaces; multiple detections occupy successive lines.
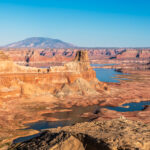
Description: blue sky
xmin=0 ymin=0 xmax=150 ymax=47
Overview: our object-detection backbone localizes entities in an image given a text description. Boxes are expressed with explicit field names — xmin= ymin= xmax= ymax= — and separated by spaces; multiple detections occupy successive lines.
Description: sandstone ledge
xmin=10 ymin=118 xmax=150 ymax=150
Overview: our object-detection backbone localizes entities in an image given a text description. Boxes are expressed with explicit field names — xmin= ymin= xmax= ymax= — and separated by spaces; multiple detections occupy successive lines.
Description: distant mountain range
xmin=5 ymin=37 xmax=76 ymax=48
xmin=4 ymin=37 xmax=150 ymax=49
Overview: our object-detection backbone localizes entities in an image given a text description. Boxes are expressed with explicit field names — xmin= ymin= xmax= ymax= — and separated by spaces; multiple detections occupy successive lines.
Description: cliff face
xmin=3 ymin=48 xmax=76 ymax=67
xmin=0 ymin=51 xmax=40 ymax=73
xmin=10 ymin=118 xmax=150 ymax=150
xmin=0 ymin=50 xmax=105 ymax=99
xmin=74 ymin=51 xmax=89 ymax=62
xmin=2 ymin=48 xmax=150 ymax=68
xmin=115 ymin=49 xmax=150 ymax=59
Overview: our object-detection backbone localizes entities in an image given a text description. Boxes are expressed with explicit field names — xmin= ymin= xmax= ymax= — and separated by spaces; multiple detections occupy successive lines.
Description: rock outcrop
xmin=50 ymin=50 xmax=91 ymax=72
xmin=0 ymin=51 xmax=39 ymax=73
xmin=50 ymin=50 xmax=106 ymax=97
xmin=74 ymin=51 xmax=89 ymax=62
xmin=116 ymin=49 xmax=150 ymax=59
xmin=10 ymin=118 xmax=150 ymax=150
xmin=0 ymin=50 xmax=105 ymax=98
xmin=55 ymin=78 xmax=100 ymax=97
xmin=2 ymin=48 xmax=150 ymax=68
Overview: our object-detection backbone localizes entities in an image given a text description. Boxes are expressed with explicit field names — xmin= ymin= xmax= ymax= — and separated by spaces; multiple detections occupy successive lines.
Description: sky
xmin=0 ymin=0 xmax=150 ymax=47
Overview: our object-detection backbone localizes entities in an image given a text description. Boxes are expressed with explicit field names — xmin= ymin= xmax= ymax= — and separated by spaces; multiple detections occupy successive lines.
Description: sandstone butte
xmin=0 ymin=50 xmax=106 ymax=99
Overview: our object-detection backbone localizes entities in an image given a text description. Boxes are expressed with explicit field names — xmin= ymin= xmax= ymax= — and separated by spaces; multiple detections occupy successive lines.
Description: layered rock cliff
xmin=0 ymin=51 xmax=39 ymax=73
xmin=0 ymin=50 xmax=105 ymax=99
xmin=2 ymin=48 xmax=150 ymax=67
xmin=115 ymin=49 xmax=150 ymax=59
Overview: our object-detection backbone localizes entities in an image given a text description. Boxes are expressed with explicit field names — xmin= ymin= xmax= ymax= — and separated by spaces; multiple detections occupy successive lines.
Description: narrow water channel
xmin=13 ymin=100 xmax=150 ymax=143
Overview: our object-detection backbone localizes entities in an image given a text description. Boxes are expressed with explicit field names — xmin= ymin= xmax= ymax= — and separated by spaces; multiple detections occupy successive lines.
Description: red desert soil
xmin=0 ymin=50 xmax=150 ymax=149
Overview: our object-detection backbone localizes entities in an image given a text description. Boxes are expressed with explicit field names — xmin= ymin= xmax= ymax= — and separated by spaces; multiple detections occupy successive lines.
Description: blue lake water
xmin=41 ymin=63 xmax=124 ymax=83
xmin=13 ymin=63 xmax=146 ymax=143
xmin=94 ymin=68 xmax=125 ymax=83
xmin=14 ymin=100 xmax=150 ymax=143
xmin=25 ymin=101 xmax=150 ymax=131
xmin=106 ymin=101 xmax=150 ymax=112
xmin=25 ymin=104 xmax=101 ymax=131
xmin=91 ymin=63 xmax=116 ymax=67
xmin=91 ymin=64 xmax=126 ymax=83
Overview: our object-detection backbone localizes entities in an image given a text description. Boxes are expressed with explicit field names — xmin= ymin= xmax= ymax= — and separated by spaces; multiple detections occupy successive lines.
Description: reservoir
xmin=91 ymin=64 xmax=127 ymax=83
xmin=13 ymin=100 xmax=150 ymax=143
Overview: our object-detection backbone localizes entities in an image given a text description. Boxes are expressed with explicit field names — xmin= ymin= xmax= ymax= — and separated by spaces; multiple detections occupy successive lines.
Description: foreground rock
xmin=10 ymin=118 xmax=150 ymax=150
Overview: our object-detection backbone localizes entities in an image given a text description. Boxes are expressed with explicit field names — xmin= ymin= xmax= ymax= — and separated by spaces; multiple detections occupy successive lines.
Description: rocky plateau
xmin=0 ymin=48 xmax=150 ymax=149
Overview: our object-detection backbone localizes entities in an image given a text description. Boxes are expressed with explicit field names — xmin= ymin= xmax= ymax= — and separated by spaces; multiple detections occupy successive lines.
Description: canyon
xmin=1 ymin=48 xmax=150 ymax=67
xmin=0 ymin=48 xmax=150 ymax=149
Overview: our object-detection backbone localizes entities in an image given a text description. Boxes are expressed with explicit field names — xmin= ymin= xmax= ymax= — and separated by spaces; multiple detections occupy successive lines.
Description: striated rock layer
xmin=10 ymin=118 xmax=150 ymax=150
xmin=0 ymin=51 xmax=39 ymax=73
xmin=0 ymin=50 xmax=106 ymax=99
xmin=0 ymin=49 xmax=150 ymax=149
xmin=1 ymin=48 xmax=150 ymax=67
